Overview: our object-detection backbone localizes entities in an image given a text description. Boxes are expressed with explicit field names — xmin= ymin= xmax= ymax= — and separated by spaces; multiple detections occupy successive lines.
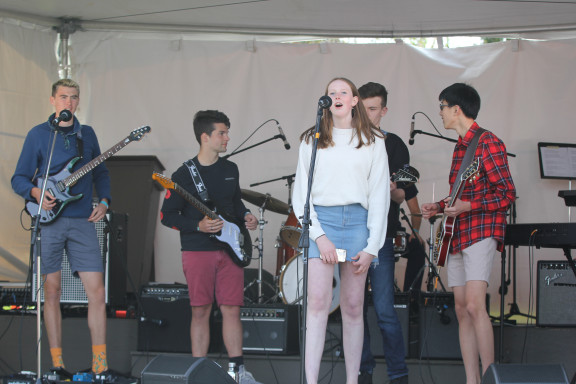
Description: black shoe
xmin=95 ymin=369 xmax=138 ymax=384
xmin=390 ymin=375 xmax=408 ymax=384
xmin=359 ymin=371 xmax=373 ymax=384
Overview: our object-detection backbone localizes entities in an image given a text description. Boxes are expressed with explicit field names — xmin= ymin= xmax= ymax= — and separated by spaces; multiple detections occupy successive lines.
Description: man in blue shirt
xmin=12 ymin=79 xmax=111 ymax=376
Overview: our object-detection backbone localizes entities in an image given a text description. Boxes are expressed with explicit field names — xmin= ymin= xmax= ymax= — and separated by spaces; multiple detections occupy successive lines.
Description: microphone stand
xmin=297 ymin=102 xmax=326 ymax=384
xmin=410 ymin=111 xmax=516 ymax=157
xmin=412 ymin=129 xmax=457 ymax=144
xmin=30 ymin=123 xmax=60 ymax=380
xmin=250 ymin=173 xmax=296 ymax=189
xmin=221 ymin=134 xmax=285 ymax=159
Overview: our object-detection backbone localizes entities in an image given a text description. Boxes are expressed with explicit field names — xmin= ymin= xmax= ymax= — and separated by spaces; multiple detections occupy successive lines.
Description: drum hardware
xmin=241 ymin=189 xmax=290 ymax=215
xmin=242 ymin=193 xmax=280 ymax=304
xmin=247 ymin=173 xmax=298 ymax=281
xmin=399 ymin=208 xmax=446 ymax=292
xmin=278 ymin=254 xmax=341 ymax=314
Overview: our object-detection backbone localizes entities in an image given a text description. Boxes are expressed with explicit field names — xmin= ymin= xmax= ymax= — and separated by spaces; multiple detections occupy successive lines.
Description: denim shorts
xmin=38 ymin=217 xmax=104 ymax=275
xmin=308 ymin=204 xmax=371 ymax=263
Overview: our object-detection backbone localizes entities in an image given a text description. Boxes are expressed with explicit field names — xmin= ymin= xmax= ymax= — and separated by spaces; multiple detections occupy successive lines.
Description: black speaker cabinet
xmin=481 ymin=363 xmax=569 ymax=384
xmin=418 ymin=292 xmax=461 ymax=359
xmin=537 ymin=260 xmax=576 ymax=326
xmin=366 ymin=292 xmax=410 ymax=358
xmin=418 ymin=292 xmax=490 ymax=359
xmin=213 ymin=304 xmax=300 ymax=355
xmin=137 ymin=284 xmax=192 ymax=353
xmin=141 ymin=355 xmax=235 ymax=384
xmin=32 ymin=212 xmax=127 ymax=306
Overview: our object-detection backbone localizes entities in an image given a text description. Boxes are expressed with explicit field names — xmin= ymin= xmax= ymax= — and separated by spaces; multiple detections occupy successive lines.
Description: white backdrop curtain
xmin=0 ymin=18 xmax=58 ymax=281
xmin=2 ymin=23 xmax=576 ymax=315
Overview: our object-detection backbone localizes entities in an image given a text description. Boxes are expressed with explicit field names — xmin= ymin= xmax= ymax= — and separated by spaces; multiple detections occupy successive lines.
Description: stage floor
xmin=0 ymin=315 xmax=574 ymax=384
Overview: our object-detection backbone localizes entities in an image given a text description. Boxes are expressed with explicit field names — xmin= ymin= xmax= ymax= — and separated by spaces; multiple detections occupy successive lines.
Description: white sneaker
xmin=238 ymin=365 xmax=263 ymax=384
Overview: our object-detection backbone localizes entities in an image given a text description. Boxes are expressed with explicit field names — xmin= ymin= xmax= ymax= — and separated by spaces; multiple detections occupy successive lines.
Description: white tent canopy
xmin=2 ymin=0 xmax=576 ymax=39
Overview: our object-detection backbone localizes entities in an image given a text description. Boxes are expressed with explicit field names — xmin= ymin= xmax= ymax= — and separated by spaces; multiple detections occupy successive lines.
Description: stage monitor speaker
xmin=32 ymin=212 xmax=127 ymax=305
xmin=418 ymin=292 xmax=490 ymax=359
xmin=141 ymin=355 xmax=235 ymax=384
xmin=212 ymin=304 xmax=300 ymax=355
xmin=366 ymin=292 xmax=410 ymax=358
xmin=537 ymin=260 xmax=576 ymax=326
xmin=481 ymin=363 xmax=569 ymax=384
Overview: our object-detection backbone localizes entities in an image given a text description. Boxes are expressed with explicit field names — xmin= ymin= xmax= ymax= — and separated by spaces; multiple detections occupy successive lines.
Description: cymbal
xmin=241 ymin=189 xmax=290 ymax=215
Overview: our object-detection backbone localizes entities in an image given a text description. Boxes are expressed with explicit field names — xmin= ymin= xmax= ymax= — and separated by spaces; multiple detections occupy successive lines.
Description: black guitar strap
xmin=184 ymin=159 xmax=210 ymax=203
xmin=453 ymin=127 xmax=486 ymax=200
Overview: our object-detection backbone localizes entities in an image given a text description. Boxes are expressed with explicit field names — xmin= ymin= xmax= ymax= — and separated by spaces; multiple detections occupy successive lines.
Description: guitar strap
xmin=184 ymin=158 xmax=210 ymax=203
xmin=453 ymin=127 xmax=486 ymax=200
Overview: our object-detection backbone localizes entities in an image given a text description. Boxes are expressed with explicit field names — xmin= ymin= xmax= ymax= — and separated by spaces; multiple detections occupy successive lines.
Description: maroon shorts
xmin=182 ymin=250 xmax=244 ymax=306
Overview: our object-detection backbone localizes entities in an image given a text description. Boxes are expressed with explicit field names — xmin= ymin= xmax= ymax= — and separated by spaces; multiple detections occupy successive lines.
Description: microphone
xmin=318 ymin=95 xmax=332 ymax=109
xmin=52 ymin=110 xmax=73 ymax=126
xmin=408 ymin=115 xmax=416 ymax=145
xmin=436 ymin=304 xmax=451 ymax=325
xmin=139 ymin=316 xmax=164 ymax=326
xmin=277 ymin=122 xmax=291 ymax=150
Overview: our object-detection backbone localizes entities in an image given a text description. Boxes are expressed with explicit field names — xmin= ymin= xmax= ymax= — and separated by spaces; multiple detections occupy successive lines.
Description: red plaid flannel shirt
xmin=437 ymin=123 xmax=516 ymax=254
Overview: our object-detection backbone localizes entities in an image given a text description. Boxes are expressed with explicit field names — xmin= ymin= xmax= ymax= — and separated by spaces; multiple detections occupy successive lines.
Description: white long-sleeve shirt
xmin=292 ymin=127 xmax=390 ymax=256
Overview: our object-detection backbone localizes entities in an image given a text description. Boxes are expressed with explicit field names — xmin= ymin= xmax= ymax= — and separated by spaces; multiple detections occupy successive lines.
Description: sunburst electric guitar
xmin=26 ymin=125 xmax=151 ymax=224
xmin=432 ymin=158 xmax=481 ymax=267
xmin=152 ymin=173 xmax=252 ymax=268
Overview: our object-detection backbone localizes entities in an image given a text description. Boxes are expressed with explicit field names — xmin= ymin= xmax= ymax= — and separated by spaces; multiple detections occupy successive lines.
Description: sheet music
xmin=540 ymin=145 xmax=576 ymax=179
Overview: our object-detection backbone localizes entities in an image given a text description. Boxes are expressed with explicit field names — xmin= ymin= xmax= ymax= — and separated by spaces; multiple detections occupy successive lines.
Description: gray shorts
xmin=446 ymin=238 xmax=497 ymax=287
xmin=37 ymin=217 xmax=104 ymax=275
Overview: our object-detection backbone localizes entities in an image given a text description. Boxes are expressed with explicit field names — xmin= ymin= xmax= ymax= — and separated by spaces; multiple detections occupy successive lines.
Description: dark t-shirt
xmin=384 ymin=132 xmax=417 ymax=237
xmin=160 ymin=157 xmax=249 ymax=251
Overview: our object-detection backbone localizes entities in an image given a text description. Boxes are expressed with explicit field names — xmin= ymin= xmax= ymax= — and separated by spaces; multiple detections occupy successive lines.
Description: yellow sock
xmin=92 ymin=344 xmax=108 ymax=374
xmin=50 ymin=347 xmax=64 ymax=368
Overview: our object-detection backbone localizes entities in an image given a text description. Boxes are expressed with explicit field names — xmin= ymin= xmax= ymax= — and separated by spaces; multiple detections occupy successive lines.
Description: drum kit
xmin=240 ymin=177 xmax=341 ymax=313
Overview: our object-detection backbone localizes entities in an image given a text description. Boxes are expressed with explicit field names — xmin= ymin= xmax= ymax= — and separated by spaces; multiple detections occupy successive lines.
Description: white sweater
xmin=292 ymin=127 xmax=390 ymax=256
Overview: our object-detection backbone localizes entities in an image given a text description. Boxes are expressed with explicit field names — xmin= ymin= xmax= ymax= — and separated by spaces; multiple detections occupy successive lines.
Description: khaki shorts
xmin=446 ymin=238 xmax=497 ymax=287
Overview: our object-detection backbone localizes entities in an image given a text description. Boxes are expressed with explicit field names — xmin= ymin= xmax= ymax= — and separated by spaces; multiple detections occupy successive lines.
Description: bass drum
xmin=278 ymin=254 xmax=340 ymax=314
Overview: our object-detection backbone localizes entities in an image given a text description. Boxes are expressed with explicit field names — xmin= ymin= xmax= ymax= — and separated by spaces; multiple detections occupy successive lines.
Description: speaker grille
xmin=32 ymin=216 xmax=108 ymax=303
xmin=32 ymin=212 xmax=127 ymax=304
xmin=537 ymin=261 xmax=576 ymax=326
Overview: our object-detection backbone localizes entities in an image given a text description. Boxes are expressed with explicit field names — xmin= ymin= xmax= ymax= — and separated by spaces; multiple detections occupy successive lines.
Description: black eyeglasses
xmin=439 ymin=104 xmax=450 ymax=111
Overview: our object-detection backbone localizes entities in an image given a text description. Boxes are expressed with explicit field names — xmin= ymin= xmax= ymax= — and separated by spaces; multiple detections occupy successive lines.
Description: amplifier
xmin=365 ymin=292 xmax=410 ymax=358
xmin=418 ymin=292 xmax=490 ymax=359
xmin=137 ymin=283 xmax=193 ymax=353
xmin=537 ymin=260 xmax=576 ymax=326
xmin=32 ymin=212 xmax=127 ymax=305
xmin=213 ymin=304 xmax=300 ymax=355
xmin=418 ymin=292 xmax=461 ymax=359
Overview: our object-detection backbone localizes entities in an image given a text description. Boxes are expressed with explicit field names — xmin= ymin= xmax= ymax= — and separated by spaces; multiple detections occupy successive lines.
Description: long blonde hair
xmin=300 ymin=77 xmax=383 ymax=149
